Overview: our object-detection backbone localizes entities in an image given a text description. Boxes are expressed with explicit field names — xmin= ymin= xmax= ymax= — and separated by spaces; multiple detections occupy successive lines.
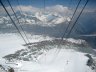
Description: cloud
xmin=14 ymin=5 xmax=71 ymax=14
xmin=14 ymin=5 xmax=41 ymax=13
xmin=0 ymin=4 xmax=95 ymax=16
xmin=0 ymin=5 xmax=71 ymax=16
xmin=46 ymin=5 xmax=71 ymax=15
xmin=0 ymin=5 xmax=72 ymax=26
xmin=0 ymin=5 xmax=41 ymax=15
xmin=0 ymin=6 xmax=7 ymax=15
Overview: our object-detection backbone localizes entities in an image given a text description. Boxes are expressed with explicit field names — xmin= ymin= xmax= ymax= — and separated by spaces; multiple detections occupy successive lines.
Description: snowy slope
xmin=0 ymin=33 xmax=53 ymax=58
xmin=1 ymin=49 xmax=95 ymax=72
xmin=18 ymin=49 xmax=93 ymax=72
xmin=0 ymin=34 xmax=96 ymax=72
xmin=0 ymin=34 xmax=25 ymax=58
xmin=0 ymin=12 xmax=70 ymax=27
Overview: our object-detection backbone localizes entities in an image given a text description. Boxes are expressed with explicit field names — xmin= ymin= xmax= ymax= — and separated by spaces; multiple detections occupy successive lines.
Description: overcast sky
xmin=1 ymin=0 xmax=96 ymax=8
xmin=0 ymin=0 xmax=95 ymax=15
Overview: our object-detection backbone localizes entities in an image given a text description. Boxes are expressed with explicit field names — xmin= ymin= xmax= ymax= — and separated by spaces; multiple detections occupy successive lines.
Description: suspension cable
xmin=0 ymin=0 xmax=28 ymax=45
xmin=51 ymin=0 xmax=75 ymax=62
xmin=61 ymin=0 xmax=82 ymax=39
xmin=67 ymin=0 xmax=89 ymax=37
xmin=7 ymin=0 xmax=30 ymax=44
xmin=54 ymin=0 xmax=89 ymax=62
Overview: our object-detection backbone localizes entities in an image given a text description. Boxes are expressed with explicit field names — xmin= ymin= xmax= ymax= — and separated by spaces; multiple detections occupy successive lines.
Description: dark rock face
xmin=0 ymin=64 xmax=14 ymax=72
xmin=3 ymin=39 xmax=95 ymax=62
xmin=86 ymin=54 xmax=96 ymax=70
xmin=8 ymin=68 xmax=14 ymax=72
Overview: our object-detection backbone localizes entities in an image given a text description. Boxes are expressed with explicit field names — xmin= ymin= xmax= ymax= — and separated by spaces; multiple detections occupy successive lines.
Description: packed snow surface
xmin=12 ymin=49 xmax=94 ymax=72
xmin=0 ymin=34 xmax=95 ymax=72
xmin=0 ymin=33 xmax=53 ymax=58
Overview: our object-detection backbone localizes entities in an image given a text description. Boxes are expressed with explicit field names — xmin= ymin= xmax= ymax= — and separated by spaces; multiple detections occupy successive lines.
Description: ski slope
xmin=0 ymin=34 xmax=95 ymax=72
xmin=10 ymin=49 xmax=94 ymax=72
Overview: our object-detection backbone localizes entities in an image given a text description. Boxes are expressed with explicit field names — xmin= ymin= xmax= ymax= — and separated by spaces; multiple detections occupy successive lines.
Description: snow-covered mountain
xmin=3 ymin=38 xmax=95 ymax=61
xmin=0 ymin=38 xmax=96 ymax=72
xmin=0 ymin=36 xmax=96 ymax=72
xmin=0 ymin=12 xmax=70 ymax=27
